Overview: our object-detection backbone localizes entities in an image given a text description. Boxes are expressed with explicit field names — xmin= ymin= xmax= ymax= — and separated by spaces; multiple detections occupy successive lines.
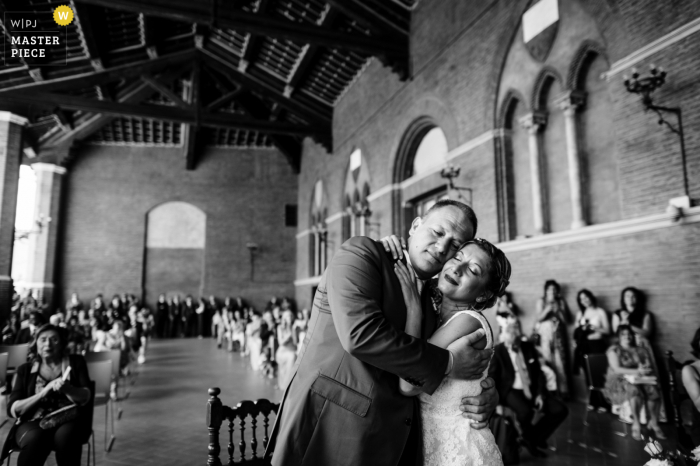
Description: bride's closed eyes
xmin=451 ymin=251 xmax=484 ymax=276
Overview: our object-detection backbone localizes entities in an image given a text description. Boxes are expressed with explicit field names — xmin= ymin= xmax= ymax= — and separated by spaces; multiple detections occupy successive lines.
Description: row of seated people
xmin=1 ymin=295 xmax=158 ymax=466
xmin=207 ymin=297 xmax=310 ymax=390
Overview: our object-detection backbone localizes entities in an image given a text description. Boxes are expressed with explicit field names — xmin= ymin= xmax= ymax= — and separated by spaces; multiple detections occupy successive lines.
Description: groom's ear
xmin=408 ymin=217 xmax=422 ymax=236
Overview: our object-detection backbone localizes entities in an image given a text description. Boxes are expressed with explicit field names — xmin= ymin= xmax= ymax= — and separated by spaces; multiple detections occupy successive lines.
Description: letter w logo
xmin=58 ymin=11 xmax=68 ymax=20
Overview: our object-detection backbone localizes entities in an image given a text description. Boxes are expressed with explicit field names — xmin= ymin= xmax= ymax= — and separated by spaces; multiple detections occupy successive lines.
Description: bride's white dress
xmin=418 ymin=310 xmax=504 ymax=466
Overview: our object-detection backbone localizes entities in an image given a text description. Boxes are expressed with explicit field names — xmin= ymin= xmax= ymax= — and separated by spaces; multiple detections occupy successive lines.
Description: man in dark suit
xmin=489 ymin=322 xmax=569 ymax=456
xmin=265 ymin=200 xmax=498 ymax=466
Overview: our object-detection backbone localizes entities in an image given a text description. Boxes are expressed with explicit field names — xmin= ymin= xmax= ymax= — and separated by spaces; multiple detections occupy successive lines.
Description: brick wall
xmin=295 ymin=0 xmax=700 ymax=360
xmin=58 ymin=145 xmax=297 ymax=310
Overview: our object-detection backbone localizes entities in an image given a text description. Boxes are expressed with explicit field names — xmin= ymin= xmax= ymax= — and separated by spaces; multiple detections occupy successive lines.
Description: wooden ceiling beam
xmin=39 ymin=68 xmax=184 ymax=147
xmin=183 ymin=58 xmax=201 ymax=170
xmin=4 ymin=91 xmax=326 ymax=137
xmin=74 ymin=0 xmax=406 ymax=56
xmin=141 ymin=74 xmax=190 ymax=109
xmin=235 ymin=91 xmax=302 ymax=173
xmin=200 ymin=47 xmax=331 ymax=128
xmin=0 ymin=49 xmax=195 ymax=94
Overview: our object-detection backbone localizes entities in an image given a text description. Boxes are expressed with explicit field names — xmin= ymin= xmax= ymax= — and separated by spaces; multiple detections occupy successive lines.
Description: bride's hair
xmin=465 ymin=238 xmax=511 ymax=312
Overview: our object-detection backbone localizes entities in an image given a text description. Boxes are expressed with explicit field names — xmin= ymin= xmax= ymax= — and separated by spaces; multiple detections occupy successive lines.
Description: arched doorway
xmin=144 ymin=201 xmax=206 ymax=306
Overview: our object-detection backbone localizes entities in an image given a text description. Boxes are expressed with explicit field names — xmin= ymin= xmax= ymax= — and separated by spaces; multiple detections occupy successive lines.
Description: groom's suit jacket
xmin=265 ymin=236 xmax=450 ymax=466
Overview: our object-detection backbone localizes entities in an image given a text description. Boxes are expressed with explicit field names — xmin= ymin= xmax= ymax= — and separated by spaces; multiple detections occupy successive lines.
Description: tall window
xmin=413 ymin=127 xmax=448 ymax=175
xmin=342 ymin=149 xmax=372 ymax=241
xmin=309 ymin=180 xmax=327 ymax=276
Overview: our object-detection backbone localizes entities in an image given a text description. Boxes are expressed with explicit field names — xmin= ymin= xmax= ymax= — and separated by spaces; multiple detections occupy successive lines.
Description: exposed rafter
xmin=74 ymin=0 xmax=406 ymax=56
xmin=0 ymin=49 xmax=195 ymax=93
xmin=200 ymin=47 xmax=332 ymax=129
xmin=3 ymin=91 xmax=327 ymax=137
xmin=182 ymin=58 xmax=201 ymax=170
xmin=73 ymin=2 xmax=109 ymax=71
xmin=323 ymin=0 xmax=408 ymax=37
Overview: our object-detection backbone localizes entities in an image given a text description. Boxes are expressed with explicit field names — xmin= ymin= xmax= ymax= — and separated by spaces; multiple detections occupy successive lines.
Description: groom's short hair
xmin=423 ymin=199 xmax=478 ymax=237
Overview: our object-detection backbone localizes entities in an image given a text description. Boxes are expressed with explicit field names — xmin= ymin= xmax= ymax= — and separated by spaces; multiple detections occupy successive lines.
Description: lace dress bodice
xmin=418 ymin=310 xmax=503 ymax=466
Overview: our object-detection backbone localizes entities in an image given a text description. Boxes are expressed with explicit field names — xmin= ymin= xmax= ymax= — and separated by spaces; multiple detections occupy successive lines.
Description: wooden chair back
xmin=206 ymin=387 xmax=279 ymax=465
xmin=0 ymin=344 xmax=29 ymax=372
xmin=664 ymin=350 xmax=694 ymax=450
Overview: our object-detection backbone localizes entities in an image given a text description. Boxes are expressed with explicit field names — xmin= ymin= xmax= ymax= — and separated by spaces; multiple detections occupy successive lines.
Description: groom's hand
xmin=446 ymin=329 xmax=492 ymax=380
xmin=459 ymin=377 xmax=499 ymax=429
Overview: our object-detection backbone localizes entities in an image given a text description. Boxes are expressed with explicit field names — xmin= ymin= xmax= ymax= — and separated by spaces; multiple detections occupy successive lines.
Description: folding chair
xmin=583 ymin=353 xmax=627 ymax=436
xmin=85 ymin=350 xmax=124 ymax=419
xmin=664 ymin=351 xmax=694 ymax=451
xmin=87 ymin=360 xmax=116 ymax=452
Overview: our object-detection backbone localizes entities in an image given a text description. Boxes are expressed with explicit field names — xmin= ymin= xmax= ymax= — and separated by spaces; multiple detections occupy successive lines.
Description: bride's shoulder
xmin=433 ymin=311 xmax=488 ymax=350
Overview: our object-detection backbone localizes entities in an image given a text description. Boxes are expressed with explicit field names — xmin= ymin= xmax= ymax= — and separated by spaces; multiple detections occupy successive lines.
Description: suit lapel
xmin=421 ymin=286 xmax=437 ymax=339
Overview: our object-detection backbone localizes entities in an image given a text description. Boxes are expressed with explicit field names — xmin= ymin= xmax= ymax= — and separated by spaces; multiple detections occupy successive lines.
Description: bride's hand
xmin=394 ymin=261 xmax=421 ymax=315
xmin=379 ymin=235 xmax=407 ymax=260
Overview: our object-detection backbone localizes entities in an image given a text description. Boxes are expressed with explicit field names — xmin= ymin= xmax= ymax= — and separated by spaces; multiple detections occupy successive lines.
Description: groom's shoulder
xmin=340 ymin=236 xmax=386 ymax=259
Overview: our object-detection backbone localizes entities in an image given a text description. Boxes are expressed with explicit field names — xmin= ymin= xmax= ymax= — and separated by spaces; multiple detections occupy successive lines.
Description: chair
xmin=5 ymin=380 xmax=96 ymax=465
xmin=664 ymin=351 xmax=694 ymax=451
xmin=0 ymin=354 xmax=9 ymax=428
xmin=206 ymin=388 xmax=280 ymax=465
xmin=85 ymin=350 xmax=123 ymax=419
xmin=0 ymin=344 xmax=29 ymax=379
xmin=87 ymin=360 xmax=116 ymax=452
xmin=582 ymin=353 xmax=627 ymax=436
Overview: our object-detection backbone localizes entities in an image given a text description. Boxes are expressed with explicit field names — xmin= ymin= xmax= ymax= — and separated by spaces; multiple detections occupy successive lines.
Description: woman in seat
xmin=603 ymin=324 xmax=662 ymax=440
xmin=2 ymin=324 xmax=91 ymax=465
xmin=682 ymin=327 xmax=700 ymax=444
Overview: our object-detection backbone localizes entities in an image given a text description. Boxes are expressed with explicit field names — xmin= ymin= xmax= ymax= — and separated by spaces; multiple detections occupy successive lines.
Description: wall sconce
xmin=14 ymin=214 xmax=51 ymax=241
xmin=440 ymin=165 xmax=473 ymax=206
xmin=624 ymin=65 xmax=691 ymax=206
xmin=246 ymin=242 xmax=259 ymax=281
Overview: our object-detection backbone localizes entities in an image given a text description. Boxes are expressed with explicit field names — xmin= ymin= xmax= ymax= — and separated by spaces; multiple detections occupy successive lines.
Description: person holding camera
xmin=534 ymin=280 xmax=571 ymax=399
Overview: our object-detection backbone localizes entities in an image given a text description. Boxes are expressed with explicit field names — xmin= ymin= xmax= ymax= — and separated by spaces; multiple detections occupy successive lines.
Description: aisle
xmin=1 ymin=338 xmax=281 ymax=466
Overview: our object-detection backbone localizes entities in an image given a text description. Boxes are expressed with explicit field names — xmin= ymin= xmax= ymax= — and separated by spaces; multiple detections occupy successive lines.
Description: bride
xmin=393 ymin=237 xmax=511 ymax=466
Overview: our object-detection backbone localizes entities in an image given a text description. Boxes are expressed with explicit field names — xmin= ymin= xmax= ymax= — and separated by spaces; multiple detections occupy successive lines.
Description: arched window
xmin=577 ymin=51 xmax=621 ymax=224
xmin=413 ymin=127 xmax=448 ymax=175
xmin=538 ymin=74 xmax=571 ymax=233
xmin=393 ymin=119 xmax=452 ymax=238
xmin=342 ymin=149 xmax=372 ymax=241
xmin=309 ymin=180 xmax=328 ymax=276
xmin=145 ymin=202 xmax=206 ymax=305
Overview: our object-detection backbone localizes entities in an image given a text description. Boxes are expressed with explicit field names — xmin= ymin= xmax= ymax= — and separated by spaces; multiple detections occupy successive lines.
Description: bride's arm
xmin=394 ymin=261 xmax=424 ymax=396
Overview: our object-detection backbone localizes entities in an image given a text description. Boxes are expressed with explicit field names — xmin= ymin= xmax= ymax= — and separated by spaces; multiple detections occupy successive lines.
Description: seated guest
xmin=64 ymin=293 xmax=83 ymax=320
xmin=107 ymin=295 xmax=124 ymax=323
xmin=603 ymin=324 xmax=663 ymax=440
xmin=2 ymin=312 xmax=20 ymax=345
xmin=246 ymin=312 xmax=263 ymax=370
xmin=682 ymin=328 xmax=700 ymax=444
xmin=495 ymin=292 xmax=519 ymax=339
xmin=1 ymin=324 xmax=91 ymax=466
xmin=489 ymin=322 xmax=569 ymax=457
xmin=16 ymin=312 xmax=46 ymax=344
xmin=65 ymin=316 xmax=86 ymax=354
xmin=231 ymin=310 xmax=246 ymax=353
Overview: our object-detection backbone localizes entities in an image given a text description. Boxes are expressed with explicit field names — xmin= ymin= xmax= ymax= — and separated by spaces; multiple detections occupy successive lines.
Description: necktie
xmin=515 ymin=349 xmax=533 ymax=400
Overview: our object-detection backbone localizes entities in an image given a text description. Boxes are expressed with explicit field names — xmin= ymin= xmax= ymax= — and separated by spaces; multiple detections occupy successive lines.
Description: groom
xmin=265 ymin=200 xmax=499 ymax=466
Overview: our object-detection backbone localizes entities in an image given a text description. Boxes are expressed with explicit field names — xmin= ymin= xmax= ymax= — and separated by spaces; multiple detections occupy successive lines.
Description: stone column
xmin=24 ymin=163 xmax=67 ymax=307
xmin=519 ymin=112 xmax=548 ymax=235
xmin=311 ymin=226 xmax=320 ymax=276
xmin=0 ymin=112 xmax=28 ymax=317
xmin=556 ymin=91 xmax=587 ymax=230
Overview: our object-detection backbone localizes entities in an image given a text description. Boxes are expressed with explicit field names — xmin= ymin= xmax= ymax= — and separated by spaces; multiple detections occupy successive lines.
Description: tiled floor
xmin=0 ymin=338 xmax=673 ymax=465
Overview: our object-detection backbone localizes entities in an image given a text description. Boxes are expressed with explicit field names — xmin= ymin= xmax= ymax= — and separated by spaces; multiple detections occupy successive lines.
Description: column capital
xmin=518 ymin=111 xmax=548 ymax=133
xmin=555 ymin=90 xmax=587 ymax=114
xmin=30 ymin=162 xmax=67 ymax=175
xmin=0 ymin=111 xmax=29 ymax=126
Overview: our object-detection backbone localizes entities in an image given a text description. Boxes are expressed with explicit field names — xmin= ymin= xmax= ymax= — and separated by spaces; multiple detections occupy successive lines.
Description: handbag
xmin=39 ymin=403 xmax=78 ymax=430
xmin=489 ymin=413 xmax=520 ymax=465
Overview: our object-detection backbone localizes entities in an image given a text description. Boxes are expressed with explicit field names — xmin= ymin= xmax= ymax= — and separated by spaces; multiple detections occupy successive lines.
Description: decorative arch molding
xmin=567 ymin=40 xmax=609 ymax=90
xmin=393 ymin=115 xmax=438 ymax=184
xmin=531 ymin=66 xmax=564 ymax=111
xmin=146 ymin=201 xmax=206 ymax=249
xmin=310 ymin=179 xmax=329 ymax=226
xmin=498 ymin=88 xmax=530 ymax=130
